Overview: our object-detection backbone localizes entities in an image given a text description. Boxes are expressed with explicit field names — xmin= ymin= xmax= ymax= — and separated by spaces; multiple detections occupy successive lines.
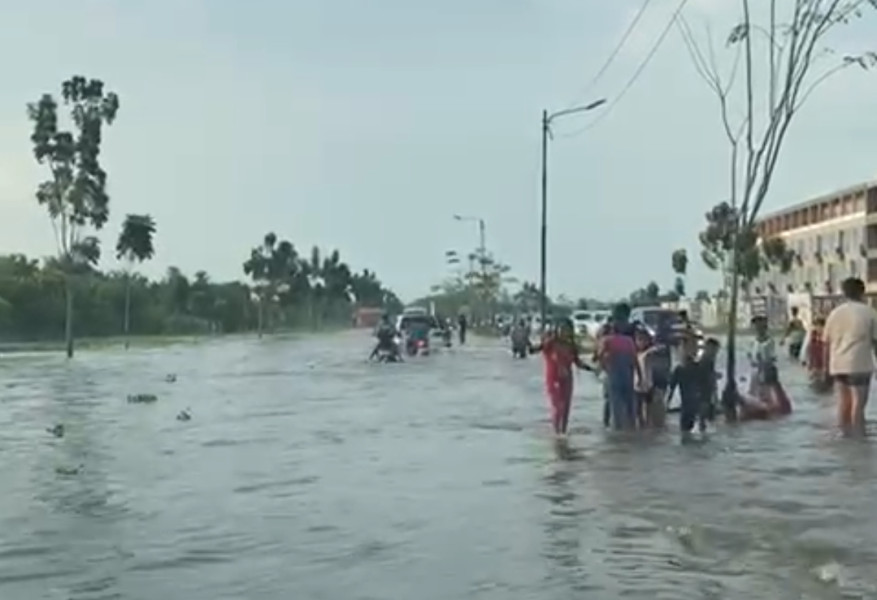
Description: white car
xmin=571 ymin=309 xmax=610 ymax=338
xmin=629 ymin=307 xmax=705 ymax=350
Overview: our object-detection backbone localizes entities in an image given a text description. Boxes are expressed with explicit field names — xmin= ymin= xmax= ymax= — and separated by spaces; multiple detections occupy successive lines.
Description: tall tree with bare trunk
xmin=678 ymin=0 xmax=876 ymax=419
xmin=28 ymin=75 xmax=120 ymax=358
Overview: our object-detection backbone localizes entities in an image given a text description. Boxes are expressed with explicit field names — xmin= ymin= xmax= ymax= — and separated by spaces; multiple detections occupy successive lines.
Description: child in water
xmin=634 ymin=328 xmax=667 ymax=428
xmin=667 ymin=338 xmax=714 ymax=434
xmin=531 ymin=318 xmax=593 ymax=436
xmin=801 ymin=316 xmax=830 ymax=393
xmin=742 ymin=315 xmax=792 ymax=419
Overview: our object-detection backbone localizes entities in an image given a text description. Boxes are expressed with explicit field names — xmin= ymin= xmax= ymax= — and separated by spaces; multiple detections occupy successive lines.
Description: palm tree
xmin=321 ymin=249 xmax=353 ymax=322
xmin=671 ymin=249 xmax=688 ymax=298
xmin=116 ymin=214 xmax=156 ymax=348
xmin=243 ymin=233 xmax=299 ymax=336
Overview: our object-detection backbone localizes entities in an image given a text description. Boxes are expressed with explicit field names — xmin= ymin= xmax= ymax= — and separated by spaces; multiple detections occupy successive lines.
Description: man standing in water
xmin=824 ymin=277 xmax=877 ymax=434
xmin=457 ymin=313 xmax=468 ymax=345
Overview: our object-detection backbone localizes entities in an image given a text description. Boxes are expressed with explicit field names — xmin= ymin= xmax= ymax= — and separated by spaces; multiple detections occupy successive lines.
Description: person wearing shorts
xmin=824 ymin=277 xmax=877 ymax=434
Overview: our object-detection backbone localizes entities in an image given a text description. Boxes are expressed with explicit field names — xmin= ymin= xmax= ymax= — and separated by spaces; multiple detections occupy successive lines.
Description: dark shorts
xmin=832 ymin=373 xmax=872 ymax=387
xmin=679 ymin=409 xmax=697 ymax=432
xmin=652 ymin=372 xmax=670 ymax=391
xmin=636 ymin=391 xmax=652 ymax=406
xmin=761 ymin=364 xmax=779 ymax=385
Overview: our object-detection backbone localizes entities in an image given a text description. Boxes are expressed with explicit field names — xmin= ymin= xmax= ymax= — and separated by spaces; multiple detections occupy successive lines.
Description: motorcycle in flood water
xmin=376 ymin=347 xmax=401 ymax=363
xmin=406 ymin=337 xmax=430 ymax=356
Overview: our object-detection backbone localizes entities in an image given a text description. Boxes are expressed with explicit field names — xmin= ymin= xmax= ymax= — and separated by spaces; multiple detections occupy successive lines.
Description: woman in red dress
xmin=531 ymin=318 xmax=593 ymax=435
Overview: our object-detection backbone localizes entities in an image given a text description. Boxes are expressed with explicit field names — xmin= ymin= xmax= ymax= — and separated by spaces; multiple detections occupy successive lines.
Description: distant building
xmin=353 ymin=307 xmax=383 ymax=328
xmin=751 ymin=179 xmax=877 ymax=307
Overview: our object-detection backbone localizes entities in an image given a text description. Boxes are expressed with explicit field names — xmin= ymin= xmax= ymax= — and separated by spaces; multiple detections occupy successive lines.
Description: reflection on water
xmin=0 ymin=332 xmax=875 ymax=599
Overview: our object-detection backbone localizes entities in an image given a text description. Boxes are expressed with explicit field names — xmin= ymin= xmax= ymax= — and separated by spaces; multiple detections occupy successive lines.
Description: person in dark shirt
xmin=370 ymin=314 xmax=401 ymax=361
xmin=696 ymin=338 xmax=721 ymax=422
xmin=667 ymin=338 xmax=719 ymax=433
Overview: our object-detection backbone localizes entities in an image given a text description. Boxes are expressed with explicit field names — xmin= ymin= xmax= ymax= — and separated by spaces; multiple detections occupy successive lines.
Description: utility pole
xmin=538 ymin=98 xmax=607 ymax=334
xmin=539 ymin=110 xmax=549 ymax=334
xmin=478 ymin=218 xmax=486 ymax=272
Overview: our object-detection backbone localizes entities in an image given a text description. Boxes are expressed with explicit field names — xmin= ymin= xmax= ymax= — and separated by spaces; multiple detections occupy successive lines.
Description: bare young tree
xmin=678 ymin=0 xmax=876 ymax=419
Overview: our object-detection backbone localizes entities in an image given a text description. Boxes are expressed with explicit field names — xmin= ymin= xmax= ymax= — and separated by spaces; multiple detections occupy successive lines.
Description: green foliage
xmin=671 ymin=249 xmax=688 ymax=276
xmin=29 ymin=76 xmax=119 ymax=260
xmin=674 ymin=276 xmax=686 ymax=297
xmin=465 ymin=249 xmax=516 ymax=310
xmin=628 ymin=280 xmax=679 ymax=307
xmin=420 ymin=248 xmax=518 ymax=318
xmin=0 ymin=251 xmax=400 ymax=342
xmin=28 ymin=75 xmax=120 ymax=357
xmin=242 ymin=233 xmax=401 ymax=332
xmin=698 ymin=201 xmax=793 ymax=286
xmin=116 ymin=214 xmax=156 ymax=263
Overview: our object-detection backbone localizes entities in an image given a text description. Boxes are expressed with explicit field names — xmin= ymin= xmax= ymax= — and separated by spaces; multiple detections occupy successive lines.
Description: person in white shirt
xmin=823 ymin=277 xmax=877 ymax=434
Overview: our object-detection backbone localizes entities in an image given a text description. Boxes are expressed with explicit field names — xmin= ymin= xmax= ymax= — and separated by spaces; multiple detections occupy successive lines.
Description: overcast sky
xmin=0 ymin=0 xmax=875 ymax=301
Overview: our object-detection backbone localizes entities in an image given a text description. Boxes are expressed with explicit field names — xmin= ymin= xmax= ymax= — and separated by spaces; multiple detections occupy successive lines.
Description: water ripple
xmin=0 ymin=331 xmax=875 ymax=599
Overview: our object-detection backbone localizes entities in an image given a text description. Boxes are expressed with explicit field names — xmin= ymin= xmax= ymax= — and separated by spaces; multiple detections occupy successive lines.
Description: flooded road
xmin=1 ymin=330 xmax=875 ymax=599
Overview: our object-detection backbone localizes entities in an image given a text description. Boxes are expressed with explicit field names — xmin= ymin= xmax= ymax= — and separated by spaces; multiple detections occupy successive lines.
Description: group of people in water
xmin=370 ymin=275 xmax=876 ymax=437
xmin=527 ymin=304 xmax=745 ymax=437
xmin=530 ymin=275 xmax=877 ymax=438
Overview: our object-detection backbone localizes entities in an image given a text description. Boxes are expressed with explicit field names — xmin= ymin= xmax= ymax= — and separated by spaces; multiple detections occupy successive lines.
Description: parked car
xmin=629 ymin=306 xmax=705 ymax=350
xmin=571 ymin=309 xmax=610 ymax=339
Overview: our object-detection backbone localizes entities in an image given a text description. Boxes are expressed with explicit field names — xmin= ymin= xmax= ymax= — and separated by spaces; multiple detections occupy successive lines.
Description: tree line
xmin=5 ymin=75 xmax=400 ymax=355
xmin=0 ymin=244 xmax=400 ymax=344
xmin=242 ymin=232 xmax=402 ymax=336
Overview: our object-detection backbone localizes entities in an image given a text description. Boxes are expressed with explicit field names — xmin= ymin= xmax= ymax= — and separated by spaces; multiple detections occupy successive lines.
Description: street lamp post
xmin=539 ymin=98 xmax=607 ymax=333
xmin=454 ymin=214 xmax=487 ymax=325
xmin=453 ymin=214 xmax=486 ymax=268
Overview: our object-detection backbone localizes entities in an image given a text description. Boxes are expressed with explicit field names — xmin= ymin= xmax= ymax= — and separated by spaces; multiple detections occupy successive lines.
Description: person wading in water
xmin=457 ymin=313 xmax=468 ymax=345
xmin=824 ymin=277 xmax=877 ymax=435
xmin=781 ymin=306 xmax=806 ymax=360
xmin=598 ymin=303 xmax=642 ymax=431
xmin=530 ymin=318 xmax=593 ymax=436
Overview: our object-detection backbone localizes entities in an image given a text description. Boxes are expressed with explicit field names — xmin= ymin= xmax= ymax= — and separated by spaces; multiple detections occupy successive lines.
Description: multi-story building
xmin=751 ymin=179 xmax=877 ymax=313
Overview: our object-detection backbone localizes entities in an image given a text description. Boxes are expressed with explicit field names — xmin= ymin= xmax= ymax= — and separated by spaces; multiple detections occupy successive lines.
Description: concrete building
xmin=751 ymin=179 xmax=877 ymax=309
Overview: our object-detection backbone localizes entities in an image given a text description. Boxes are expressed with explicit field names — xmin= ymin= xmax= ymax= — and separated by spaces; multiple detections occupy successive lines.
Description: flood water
xmin=0 ymin=330 xmax=875 ymax=599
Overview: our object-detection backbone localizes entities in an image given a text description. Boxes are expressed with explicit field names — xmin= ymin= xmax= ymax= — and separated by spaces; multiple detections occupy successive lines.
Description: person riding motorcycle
xmin=405 ymin=317 xmax=431 ymax=355
xmin=440 ymin=317 xmax=453 ymax=347
xmin=370 ymin=314 xmax=401 ymax=361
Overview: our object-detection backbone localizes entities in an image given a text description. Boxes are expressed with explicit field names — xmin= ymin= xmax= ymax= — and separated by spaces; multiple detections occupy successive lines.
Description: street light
xmin=453 ymin=214 xmax=486 ymax=265
xmin=539 ymin=98 xmax=607 ymax=333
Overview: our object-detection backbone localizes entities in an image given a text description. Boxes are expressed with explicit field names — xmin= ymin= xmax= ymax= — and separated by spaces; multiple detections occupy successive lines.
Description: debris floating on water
xmin=165 ymin=373 xmax=177 ymax=383
xmin=813 ymin=561 xmax=842 ymax=584
xmin=176 ymin=409 xmax=191 ymax=421
xmin=46 ymin=424 xmax=64 ymax=438
xmin=55 ymin=465 xmax=83 ymax=476
xmin=127 ymin=393 xmax=158 ymax=404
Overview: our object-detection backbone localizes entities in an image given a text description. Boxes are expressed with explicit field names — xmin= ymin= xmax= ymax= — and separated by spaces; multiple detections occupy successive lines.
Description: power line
xmin=567 ymin=0 xmax=656 ymax=109
xmin=558 ymin=0 xmax=691 ymax=139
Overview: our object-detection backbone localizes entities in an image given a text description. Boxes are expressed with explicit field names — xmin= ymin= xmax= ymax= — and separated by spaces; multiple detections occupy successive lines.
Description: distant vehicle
xmin=396 ymin=313 xmax=442 ymax=337
xmin=629 ymin=306 xmax=704 ymax=349
xmin=402 ymin=306 xmax=428 ymax=317
xmin=571 ymin=309 xmax=611 ymax=338
xmin=495 ymin=313 xmax=513 ymax=336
